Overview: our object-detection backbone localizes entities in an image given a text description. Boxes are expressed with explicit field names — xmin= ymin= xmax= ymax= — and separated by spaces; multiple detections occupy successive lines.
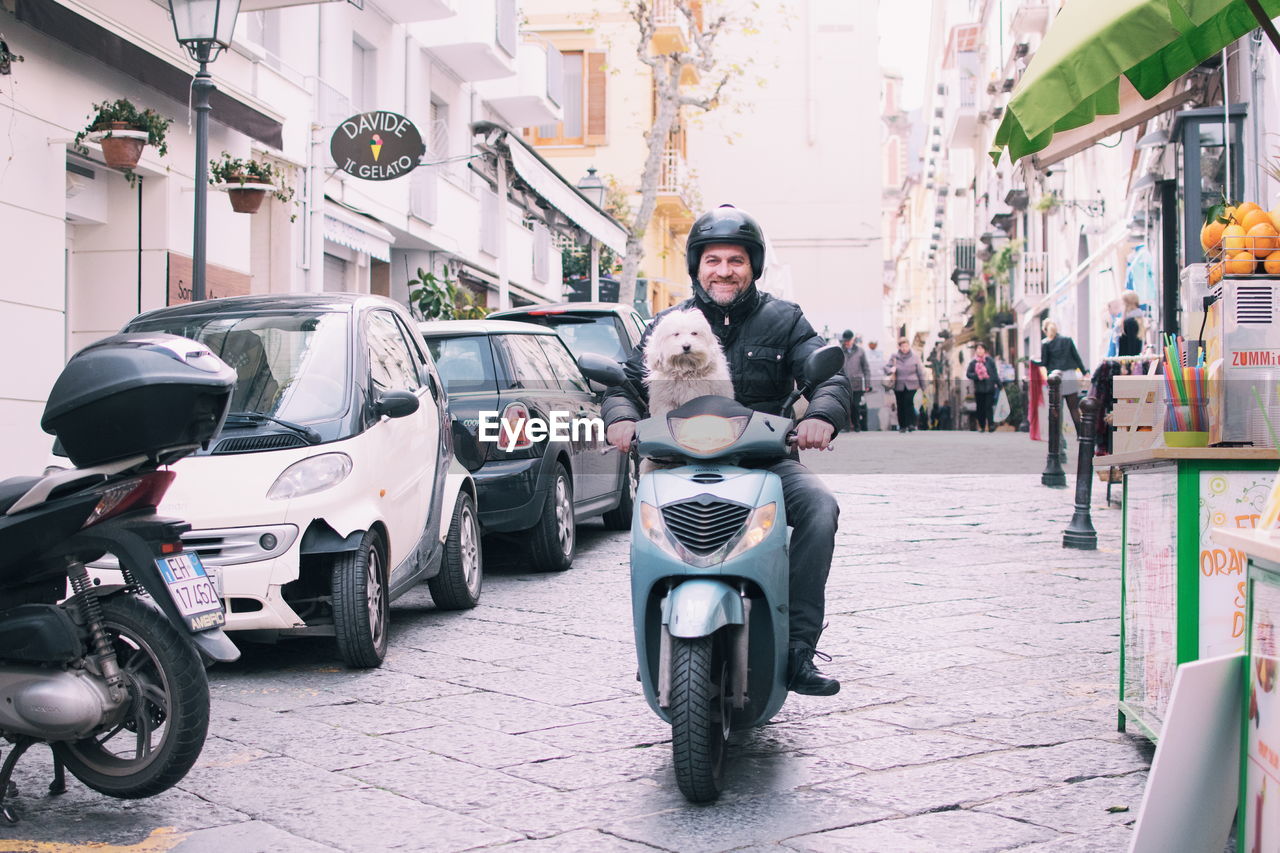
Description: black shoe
xmin=787 ymin=646 xmax=840 ymax=696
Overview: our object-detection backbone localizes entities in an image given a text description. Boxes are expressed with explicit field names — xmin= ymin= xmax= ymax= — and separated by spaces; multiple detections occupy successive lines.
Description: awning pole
xmin=1243 ymin=0 xmax=1280 ymax=55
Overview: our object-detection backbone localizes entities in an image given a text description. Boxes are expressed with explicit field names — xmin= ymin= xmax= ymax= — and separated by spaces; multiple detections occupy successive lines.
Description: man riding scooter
xmin=603 ymin=204 xmax=851 ymax=696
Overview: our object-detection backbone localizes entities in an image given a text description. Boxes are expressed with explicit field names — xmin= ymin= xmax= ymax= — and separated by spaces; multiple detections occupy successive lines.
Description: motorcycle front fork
xmin=656 ymin=583 xmax=752 ymax=712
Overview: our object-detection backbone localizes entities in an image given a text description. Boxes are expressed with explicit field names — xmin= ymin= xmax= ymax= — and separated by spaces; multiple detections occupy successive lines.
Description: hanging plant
xmin=74 ymin=99 xmax=171 ymax=184
xmin=209 ymin=153 xmax=296 ymax=217
xmin=1033 ymin=191 xmax=1061 ymax=214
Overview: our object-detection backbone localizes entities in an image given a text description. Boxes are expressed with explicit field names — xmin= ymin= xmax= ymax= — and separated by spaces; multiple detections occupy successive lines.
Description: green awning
xmin=993 ymin=0 xmax=1280 ymax=164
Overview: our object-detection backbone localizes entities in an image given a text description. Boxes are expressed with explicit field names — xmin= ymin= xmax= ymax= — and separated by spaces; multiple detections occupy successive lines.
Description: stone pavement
xmin=0 ymin=431 xmax=1167 ymax=852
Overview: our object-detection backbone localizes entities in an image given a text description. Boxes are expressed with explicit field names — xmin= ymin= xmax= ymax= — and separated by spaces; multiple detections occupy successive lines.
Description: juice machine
xmin=1204 ymin=276 xmax=1280 ymax=446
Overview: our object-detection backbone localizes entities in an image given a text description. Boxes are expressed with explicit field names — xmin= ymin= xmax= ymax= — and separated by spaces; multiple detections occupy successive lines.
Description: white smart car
xmin=105 ymin=294 xmax=481 ymax=668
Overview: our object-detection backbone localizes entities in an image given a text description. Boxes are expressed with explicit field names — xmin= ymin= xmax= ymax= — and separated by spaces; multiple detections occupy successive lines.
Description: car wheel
xmin=428 ymin=491 xmax=483 ymax=610
xmin=331 ymin=529 xmax=389 ymax=668
xmin=601 ymin=450 xmax=638 ymax=531
xmin=528 ymin=461 xmax=574 ymax=572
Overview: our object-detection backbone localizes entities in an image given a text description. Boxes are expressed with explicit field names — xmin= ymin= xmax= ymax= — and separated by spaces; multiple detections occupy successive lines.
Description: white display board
xmin=1199 ymin=471 xmax=1273 ymax=658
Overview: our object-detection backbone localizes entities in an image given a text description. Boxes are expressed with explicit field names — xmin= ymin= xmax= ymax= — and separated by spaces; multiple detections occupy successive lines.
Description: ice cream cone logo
xmin=370 ymin=134 xmax=383 ymax=162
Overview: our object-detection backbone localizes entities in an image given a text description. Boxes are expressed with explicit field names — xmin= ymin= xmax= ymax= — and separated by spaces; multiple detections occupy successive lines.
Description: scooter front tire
xmin=670 ymin=634 xmax=729 ymax=803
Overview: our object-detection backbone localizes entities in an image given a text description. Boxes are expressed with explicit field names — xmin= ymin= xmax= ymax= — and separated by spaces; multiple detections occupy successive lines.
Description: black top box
xmin=43 ymin=334 xmax=236 ymax=468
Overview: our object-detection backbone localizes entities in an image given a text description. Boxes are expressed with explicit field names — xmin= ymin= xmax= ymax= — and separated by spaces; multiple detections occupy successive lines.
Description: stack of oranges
xmin=1202 ymin=202 xmax=1280 ymax=283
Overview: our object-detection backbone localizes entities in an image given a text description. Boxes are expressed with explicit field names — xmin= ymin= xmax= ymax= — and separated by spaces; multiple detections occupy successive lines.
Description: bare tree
xmin=616 ymin=0 xmax=741 ymax=310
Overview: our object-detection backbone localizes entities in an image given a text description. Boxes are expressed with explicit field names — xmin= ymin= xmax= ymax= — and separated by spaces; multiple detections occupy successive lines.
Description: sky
xmin=877 ymin=0 xmax=935 ymax=111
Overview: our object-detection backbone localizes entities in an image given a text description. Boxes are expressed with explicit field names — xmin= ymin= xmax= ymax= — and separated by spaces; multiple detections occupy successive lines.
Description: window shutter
xmin=585 ymin=51 xmax=607 ymax=145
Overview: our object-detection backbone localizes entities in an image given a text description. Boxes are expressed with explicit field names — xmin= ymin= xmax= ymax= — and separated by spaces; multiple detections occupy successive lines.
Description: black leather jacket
xmin=601 ymin=283 xmax=851 ymax=430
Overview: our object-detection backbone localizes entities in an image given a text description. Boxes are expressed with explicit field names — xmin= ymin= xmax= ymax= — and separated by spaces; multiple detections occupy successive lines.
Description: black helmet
xmin=841 ymin=329 xmax=854 ymax=341
xmin=686 ymin=204 xmax=766 ymax=282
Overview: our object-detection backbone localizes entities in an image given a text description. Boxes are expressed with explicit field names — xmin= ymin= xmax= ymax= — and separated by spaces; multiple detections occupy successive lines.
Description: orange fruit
xmin=1202 ymin=220 xmax=1227 ymax=252
xmin=1236 ymin=201 xmax=1263 ymax=223
xmin=1209 ymin=262 xmax=1225 ymax=285
xmin=1267 ymin=251 xmax=1280 ymax=275
xmin=1223 ymin=223 xmax=1248 ymax=252
xmin=1242 ymin=209 xmax=1273 ymax=233
xmin=1249 ymin=222 xmax=1280 ymax=253
xmin=1269 ymin=208 xmax=1280 ymax=232
xmin=1226 ymin=250 xmax=1257 ymax=275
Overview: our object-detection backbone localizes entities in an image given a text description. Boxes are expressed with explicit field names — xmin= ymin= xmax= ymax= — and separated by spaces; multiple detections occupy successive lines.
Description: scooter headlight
xmin=267 ymin=453 xmax=352 ymax=500
xmin=639 ymin=501 xmax=681 ymax=560
xmin=725 ymin=502 xmax=777 ymax=561
xmin=668 ymin=415 xmax=748 ymax=454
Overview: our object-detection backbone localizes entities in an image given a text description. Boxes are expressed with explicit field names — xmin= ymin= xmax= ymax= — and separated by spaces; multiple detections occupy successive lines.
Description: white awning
xmin=505 ymin=138 xmax=629 ymax=255
xmin=324 ymin=200 xmax=394 ymax=262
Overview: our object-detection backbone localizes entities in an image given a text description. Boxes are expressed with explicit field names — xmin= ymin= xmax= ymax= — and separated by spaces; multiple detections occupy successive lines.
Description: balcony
xmin=656 ymin=147 xmax=694 ymax=226
xmin=415 ymin=0 xmax=517 ymax=82
xmin=478 ymin=41 xmax=564 ymax=128
xmin=373 ymin=0 xmax=456 ymax=23
xmin=1020 ymin=251 xmax=1049 ymax=299
xmin=651 ymin=0 xmax=704 ymax=54
xmin=1010 ymin=0 xmax=1050 ymax=38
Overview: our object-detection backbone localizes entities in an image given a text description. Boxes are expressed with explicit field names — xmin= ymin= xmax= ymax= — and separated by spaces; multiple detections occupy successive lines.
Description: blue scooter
xmin=580 ymin=344 xmax=845 ymax=803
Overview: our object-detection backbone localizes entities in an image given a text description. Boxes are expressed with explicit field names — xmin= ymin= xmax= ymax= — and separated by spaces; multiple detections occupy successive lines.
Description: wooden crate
xmin=1110 ymin=375 xmax=1164 ymax=455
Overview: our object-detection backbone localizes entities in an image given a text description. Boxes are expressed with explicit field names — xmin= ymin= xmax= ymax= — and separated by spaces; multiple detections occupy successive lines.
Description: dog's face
xmin=647 ymin=310 xmax=718 ymax=375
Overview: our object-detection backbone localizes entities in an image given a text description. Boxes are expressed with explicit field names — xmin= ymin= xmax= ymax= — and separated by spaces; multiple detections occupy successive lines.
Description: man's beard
xmin=705 ymin=281 xmax=740 ymax=306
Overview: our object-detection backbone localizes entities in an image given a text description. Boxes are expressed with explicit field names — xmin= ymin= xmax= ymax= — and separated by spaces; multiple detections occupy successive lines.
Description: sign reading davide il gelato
xmin=330 ymin=111 xmax=423 ymax=181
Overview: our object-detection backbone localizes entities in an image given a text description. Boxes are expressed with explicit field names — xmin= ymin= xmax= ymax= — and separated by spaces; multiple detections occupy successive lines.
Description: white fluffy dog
xmin=643 ymin=309 xmax=733 ymax=420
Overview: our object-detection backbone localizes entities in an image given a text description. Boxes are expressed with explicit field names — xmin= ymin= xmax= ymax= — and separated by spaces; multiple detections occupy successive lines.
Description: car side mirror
xmin=374 ymin=390 xmax=420 ymax=419
xmin=578 ymin=353 xmax=626 ymax=387
xmin=451 ymin=418 xmax=485 ymax=472
xmin=803 ymin=344 xmax=845 ymax=389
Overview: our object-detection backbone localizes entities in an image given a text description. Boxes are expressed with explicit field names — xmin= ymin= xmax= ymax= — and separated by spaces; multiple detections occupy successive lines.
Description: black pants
xmin=847 ymin=391 xmax=865 ymax=431
xmin=894 ymin=389 xmax=916 ymax=429
xmin=974 ymin=391 xmax=995 ymax=430
xmin=766 ymin=458 xmax=839 ymax=649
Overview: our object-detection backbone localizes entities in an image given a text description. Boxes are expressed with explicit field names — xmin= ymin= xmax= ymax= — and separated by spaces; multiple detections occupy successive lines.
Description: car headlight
xmin=724 ymin=502 xmax=777 ymax=560
xmin=668 ymin=415 xmax=748 ymax=454
xmin=267 ymin=453 xmax=353 ymax=500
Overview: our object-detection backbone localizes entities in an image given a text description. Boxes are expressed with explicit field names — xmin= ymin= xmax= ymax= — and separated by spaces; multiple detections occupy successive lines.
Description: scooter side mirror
xmin=451 ymin=417 xmax=486 ymax=472
xmin=577 ymin=353 xmax=627 ymax=388
xmin=803 ymin=344 xmax=846 ymax=389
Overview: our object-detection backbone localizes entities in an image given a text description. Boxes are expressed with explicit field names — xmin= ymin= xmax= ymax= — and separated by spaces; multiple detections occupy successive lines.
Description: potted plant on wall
xmin=209 ymin=153 xmax=296 ymax=216
xmin=74 ymin=99 xmax=170 ymax=180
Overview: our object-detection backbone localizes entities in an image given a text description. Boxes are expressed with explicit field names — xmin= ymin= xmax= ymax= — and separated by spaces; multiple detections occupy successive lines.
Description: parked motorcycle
xmin=579 ymin=344 xmax=845 ymax=803
xmin=0 ymin=334 xmax=239 ymax=824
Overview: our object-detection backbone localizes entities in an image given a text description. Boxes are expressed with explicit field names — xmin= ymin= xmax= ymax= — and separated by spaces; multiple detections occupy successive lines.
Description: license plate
xmin=155 ymin=552 xmax=225 ymax=632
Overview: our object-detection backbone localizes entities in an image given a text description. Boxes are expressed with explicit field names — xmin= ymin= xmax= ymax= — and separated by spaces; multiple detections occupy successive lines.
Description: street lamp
xmin=576 ymin=167 xmax=606 ymax=302
xmin=168 ymin=0 xmax=241 ymax=302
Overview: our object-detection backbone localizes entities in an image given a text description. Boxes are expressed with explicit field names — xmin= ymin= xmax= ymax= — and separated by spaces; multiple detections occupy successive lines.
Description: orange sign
xmin=167 ymin=254 xmax=251 ymax=305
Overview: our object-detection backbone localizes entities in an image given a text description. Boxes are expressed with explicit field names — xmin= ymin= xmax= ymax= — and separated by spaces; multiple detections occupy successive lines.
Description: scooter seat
xmin=0 ymin=477 xmax=40 ymax=515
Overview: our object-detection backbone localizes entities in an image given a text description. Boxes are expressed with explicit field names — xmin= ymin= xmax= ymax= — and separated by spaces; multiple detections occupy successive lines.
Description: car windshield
xmin=523 ymin=315 xmax=627 ymax=363
xmin=127 ymin=311 xmax=350 ymax=423
xmin=424 ymin=335 xmax=498 ymax=394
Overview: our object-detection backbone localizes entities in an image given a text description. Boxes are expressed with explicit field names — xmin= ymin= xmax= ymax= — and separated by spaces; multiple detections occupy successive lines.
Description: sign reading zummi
xmin=330 ymin=111 xmax=423 ymax=181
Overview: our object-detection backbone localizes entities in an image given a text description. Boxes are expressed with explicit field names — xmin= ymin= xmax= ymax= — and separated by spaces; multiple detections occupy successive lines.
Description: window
xmin=352 ymin=39 xmax=376 ymax=113
xmin=530 ymin=50 xmax=606 ymax=146
xmin=367 ymin=311 xmax=421 ymax=394
xmin=425 ymin=335 xmax=497 ymax=394
xmin=497 ymin=335 xmax=556 ymax=391
xmin=537 ymin=336 xmax=591 ymax=394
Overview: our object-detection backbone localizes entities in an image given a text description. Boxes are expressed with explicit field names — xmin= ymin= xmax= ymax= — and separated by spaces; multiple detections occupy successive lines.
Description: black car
xmin=418 ymin=319 xmax=636 ymax=572
xmin=486 ymin=302 xmax=649 ymax=366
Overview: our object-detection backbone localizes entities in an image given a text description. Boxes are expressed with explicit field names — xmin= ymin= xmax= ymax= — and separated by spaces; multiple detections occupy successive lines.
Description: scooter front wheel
xmin=670 ymin=634 xmax=730 ymax=803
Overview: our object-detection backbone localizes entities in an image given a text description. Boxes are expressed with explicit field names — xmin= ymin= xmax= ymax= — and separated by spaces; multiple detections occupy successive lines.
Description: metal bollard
xmin=1063 ymin=395 xmax=1099 ymax=549
xmin=1041 ymin=371 xmax=1067 ymax=487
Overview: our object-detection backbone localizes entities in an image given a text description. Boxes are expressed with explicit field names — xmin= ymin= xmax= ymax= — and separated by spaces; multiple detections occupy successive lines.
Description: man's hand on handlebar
xmin=792 ymin=418 xmax=836 ymax=451
xmin=607 ymin=420 xmax=637 ymax=453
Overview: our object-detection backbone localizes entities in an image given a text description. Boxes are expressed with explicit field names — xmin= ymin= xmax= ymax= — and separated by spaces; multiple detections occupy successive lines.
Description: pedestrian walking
xmin=885 ymin=336 xmax=927 ymax=432
xmin=1117 ymin=316 xmax=1143 ymax=357
xmin=864 ymin=340 xmax=887 ymax=430
xmin=839 ymin=330 xmax=870 ymax=432
xmin=1033 ymin=319 xmax=1090 ymax=433
xmin=967 ymin=342 xmax=1000 ymax=432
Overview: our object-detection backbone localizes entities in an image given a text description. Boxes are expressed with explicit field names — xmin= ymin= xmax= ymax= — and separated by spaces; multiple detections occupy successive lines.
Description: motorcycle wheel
xmin=53 ymin=595 xmax=209 ymax=799
xmin=331 ymin=529 xmax=389 ymax=669
xmin=670 ymin=634 xmax=730 ymax=803
xmin=427 ymin=491 xmax=483 ymax=610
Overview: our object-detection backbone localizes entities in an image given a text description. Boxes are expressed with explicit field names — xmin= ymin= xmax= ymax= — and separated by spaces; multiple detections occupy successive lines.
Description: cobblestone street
xmin=0 ymin=431 xmax=1155 ymax=852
